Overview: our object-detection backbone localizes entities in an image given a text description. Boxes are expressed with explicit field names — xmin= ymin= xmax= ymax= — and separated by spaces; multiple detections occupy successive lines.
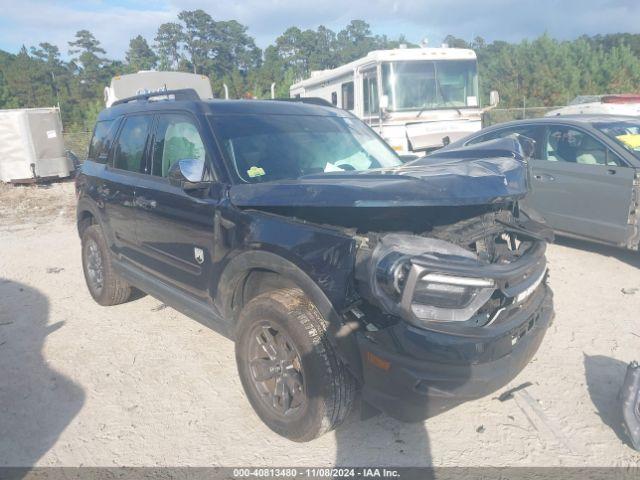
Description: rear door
xmin=101 ymin=114 xmax=153 ymax=259
xmin=132 ymin=112 xmax=220 ymax=301
xmin=529 ymin=125 xmax=636 ymax=244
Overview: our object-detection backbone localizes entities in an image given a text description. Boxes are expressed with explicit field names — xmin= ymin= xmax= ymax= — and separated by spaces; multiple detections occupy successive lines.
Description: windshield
xmin=382 ymin=60 xmax=479 ymax=111
xmin=211 ymin=114 xmax=402 ymax=183
xmin=595 ymin=121 xmax=640 ymax=161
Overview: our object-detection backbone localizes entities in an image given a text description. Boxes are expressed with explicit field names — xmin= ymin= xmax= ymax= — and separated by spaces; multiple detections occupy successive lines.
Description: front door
xmin=132 ymin=112 xmax=219 ymax=301
xmin=529 ymin=125 xmax=636 ymax=244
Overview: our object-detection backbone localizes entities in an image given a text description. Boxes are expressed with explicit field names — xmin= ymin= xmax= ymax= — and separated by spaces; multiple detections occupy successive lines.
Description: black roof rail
xmin=112 ymin=88 xmax=201 ymax=106
xmin=272 ymin=97 xmax=336 ymax=108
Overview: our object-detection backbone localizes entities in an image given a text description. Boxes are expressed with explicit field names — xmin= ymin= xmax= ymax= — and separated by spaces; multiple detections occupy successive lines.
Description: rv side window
xmin=362 ymin=75 xmax=379 ymax=116
xmin=331 ymin=92 xmax=337 ymax=106
xmin=88 ymin=120 xmax=117 ymax=164
xmin=341 ymin=82 xmax=354 ymax=110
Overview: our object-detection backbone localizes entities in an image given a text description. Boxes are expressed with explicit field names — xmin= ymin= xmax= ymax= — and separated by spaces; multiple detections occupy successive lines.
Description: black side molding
xmin=112 ymin=257 xmax=232 ymax=339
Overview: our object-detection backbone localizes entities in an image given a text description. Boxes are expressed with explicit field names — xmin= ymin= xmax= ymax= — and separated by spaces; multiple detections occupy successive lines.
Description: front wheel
xmin=235 ymin=288 xmax=356 ymax=442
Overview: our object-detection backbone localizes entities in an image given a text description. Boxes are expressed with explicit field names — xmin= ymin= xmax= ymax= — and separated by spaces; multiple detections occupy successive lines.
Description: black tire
xmin=81 ymin=224 xmax=132 ymax=306
xmin=235 ymin=288 xmax=356 ymax=442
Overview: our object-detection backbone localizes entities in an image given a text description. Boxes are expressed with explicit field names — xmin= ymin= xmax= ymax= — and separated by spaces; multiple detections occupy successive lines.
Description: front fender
xmin=215 ymin=249 xmax=363 ymax=380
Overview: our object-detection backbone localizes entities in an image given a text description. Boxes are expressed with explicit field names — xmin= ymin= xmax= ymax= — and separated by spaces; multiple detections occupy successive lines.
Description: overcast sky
xmin=0 ymin=0 xmax=638 ymax=59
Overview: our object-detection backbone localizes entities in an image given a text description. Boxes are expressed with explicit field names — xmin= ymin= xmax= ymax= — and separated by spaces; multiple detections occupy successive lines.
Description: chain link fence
xmin=63 ymin=131 xmax=92 ymax=162
xmin=483 ymin=106 xmax=562 ymax=127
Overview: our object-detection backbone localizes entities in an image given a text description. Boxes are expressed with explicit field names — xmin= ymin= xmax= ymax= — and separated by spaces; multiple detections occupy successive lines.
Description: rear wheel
xmin=81 ymin=224 xmax=132 ymax=306
xmin=235 ymin=288 xmax=356 ymax=442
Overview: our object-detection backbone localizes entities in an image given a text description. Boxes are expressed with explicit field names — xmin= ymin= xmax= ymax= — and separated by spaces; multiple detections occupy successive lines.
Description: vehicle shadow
xmin=0 ymin=279 xmax=85 ymax=468
xmin=329 ymin=348 xmax=475 ymax=470
xmin=583 ymin=354 xmax=632 ymax=448
xmin=333 ymin=406 xmax=434 ymax=469
xmin=554 ymin=236 xmax=640 ymax=269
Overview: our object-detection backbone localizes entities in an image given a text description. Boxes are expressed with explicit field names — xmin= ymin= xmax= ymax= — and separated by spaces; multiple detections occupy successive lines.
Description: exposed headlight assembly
xmin=368 ymin=234 xmax=497 ymax=326
xmin=403 ymin=268 xmax=495 ymax=323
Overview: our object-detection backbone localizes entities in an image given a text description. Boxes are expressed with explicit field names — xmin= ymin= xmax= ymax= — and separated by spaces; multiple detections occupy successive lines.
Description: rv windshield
xmin=382 ymin=60 xmax=479 ymax=112
xmin=211 ymin=114 xmax=402 ymax=183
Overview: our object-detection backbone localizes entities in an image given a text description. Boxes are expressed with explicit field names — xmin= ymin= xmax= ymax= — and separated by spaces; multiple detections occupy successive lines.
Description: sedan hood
xmin=229 ymin=138 xmax=530 ymax=209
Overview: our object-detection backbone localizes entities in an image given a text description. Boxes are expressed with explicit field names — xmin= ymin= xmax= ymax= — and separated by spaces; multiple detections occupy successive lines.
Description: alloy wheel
xmin=247 ymin=322 xmax=306 ymax=417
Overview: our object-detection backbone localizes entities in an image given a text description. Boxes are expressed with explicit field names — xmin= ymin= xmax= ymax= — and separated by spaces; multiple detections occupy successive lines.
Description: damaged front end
xmin=355 ymin=207 xmax=551 ymax=328
xmin=349 ymin=206 xmax=555 ymax=421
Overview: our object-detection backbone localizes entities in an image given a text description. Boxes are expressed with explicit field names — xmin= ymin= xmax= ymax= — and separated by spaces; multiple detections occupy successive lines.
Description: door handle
xmin=135 ymin=197 xmax=157 ymax=209
xmin=607 ymin=169 xmax=617 ymax=175
xmin=534 ymin=174 xmax=555 ymax=182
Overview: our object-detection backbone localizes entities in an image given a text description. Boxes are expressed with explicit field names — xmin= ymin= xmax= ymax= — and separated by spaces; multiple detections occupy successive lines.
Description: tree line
xmin=1 ymin=8 xmax=639 ymax=131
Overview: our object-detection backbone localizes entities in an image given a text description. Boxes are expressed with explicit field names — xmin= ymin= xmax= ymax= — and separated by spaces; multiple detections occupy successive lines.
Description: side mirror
xmin=515 ymin=134 xmax=536 ymax=160
xmin=399 ymin=154 xmax=419 ymax=163
xmin=167 ymin=158 xmax=208 ymax=190
xmin=379 ymin=94 xmax=390 ymax=111
xmin=489 ymin=90 xmax=500 ymax=108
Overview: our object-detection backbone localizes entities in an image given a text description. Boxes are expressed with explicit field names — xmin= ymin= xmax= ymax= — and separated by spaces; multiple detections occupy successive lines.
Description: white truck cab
xmin=290 ymin=47 xmax=499 ymax=155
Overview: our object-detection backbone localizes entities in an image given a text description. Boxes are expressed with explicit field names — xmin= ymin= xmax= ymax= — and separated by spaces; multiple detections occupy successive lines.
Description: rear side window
xmin=467 ymin=125 xmax=543 ymax=157
xmin=151 ymin=114 xmax=206 ymax=177
xmin=88 ymin=120 xmax=117 ymax=163
xmin=112 ymin=116 xmax=152 ymax=172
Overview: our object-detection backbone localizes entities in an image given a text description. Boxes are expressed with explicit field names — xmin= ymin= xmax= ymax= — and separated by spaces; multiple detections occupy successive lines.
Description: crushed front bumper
xmin=357 ymin=284 xmax=553 ymax=422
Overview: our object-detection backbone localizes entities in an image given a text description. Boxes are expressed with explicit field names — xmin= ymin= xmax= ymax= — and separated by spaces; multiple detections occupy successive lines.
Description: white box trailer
xmin=0 ymin=107 xmax=72 ymax=183
xmin=290 ymin=47 xmax=499 ymax=155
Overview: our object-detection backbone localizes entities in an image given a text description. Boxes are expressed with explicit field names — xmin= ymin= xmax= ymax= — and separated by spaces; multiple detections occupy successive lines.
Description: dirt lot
xmin=1 ymin=182 xmax=640 ymax=467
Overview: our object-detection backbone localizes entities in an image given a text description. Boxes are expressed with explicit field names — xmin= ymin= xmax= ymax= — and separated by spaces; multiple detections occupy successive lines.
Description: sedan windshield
xmin=595 ymin=121 xmax=640 ymax=161
xmin=211 ymin=114 xmax=402 ymax=183
xmin=382 ymin=60 xmax=479 ymax=111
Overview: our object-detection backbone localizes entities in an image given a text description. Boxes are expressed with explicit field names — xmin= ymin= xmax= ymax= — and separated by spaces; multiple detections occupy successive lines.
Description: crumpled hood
xmin=229 ymin=138 xmax=530 ymax=209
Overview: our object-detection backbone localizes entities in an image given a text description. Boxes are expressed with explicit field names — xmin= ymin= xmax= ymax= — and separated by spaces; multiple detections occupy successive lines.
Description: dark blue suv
xmin=76 ymin=90 xmax=554 ymax=442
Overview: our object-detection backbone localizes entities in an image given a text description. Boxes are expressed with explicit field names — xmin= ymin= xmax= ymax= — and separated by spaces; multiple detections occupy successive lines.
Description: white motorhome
xmin=104 ymin=71 xmax=214 ymax=107
xmin=290 ymin=47 xmax=498 ymax=155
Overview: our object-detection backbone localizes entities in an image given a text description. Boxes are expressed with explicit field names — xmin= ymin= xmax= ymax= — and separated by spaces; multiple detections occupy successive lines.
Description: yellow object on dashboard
xmin=616 ymin=134 xmax=640 ymax=149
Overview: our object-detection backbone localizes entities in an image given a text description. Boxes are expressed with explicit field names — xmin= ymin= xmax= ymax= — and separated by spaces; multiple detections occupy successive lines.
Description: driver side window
xmin=544 ymin=126 xmax=623 ymax=166
xmin=362 ymin=73 xmax=379 ymax=116
xmin=151 ymin=114 xmax=206 ymax=178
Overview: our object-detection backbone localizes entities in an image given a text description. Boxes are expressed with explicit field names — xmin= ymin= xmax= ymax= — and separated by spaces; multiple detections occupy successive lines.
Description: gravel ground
xmin=1 ymin=182 xmax=640 ymax=467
